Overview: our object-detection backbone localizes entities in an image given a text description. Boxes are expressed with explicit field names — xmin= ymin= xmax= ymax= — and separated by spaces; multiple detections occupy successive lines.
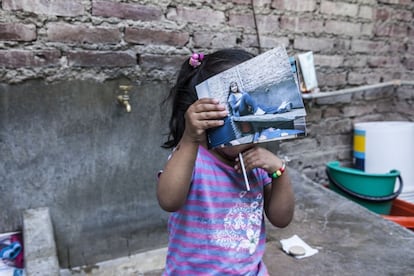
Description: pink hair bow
xmin=189 ymin=53 xmax=204 ymax=68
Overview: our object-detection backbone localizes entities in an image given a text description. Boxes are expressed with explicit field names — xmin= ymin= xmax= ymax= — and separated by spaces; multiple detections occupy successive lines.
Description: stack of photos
xmin=196 ymin=46 xmax=307 ymax=149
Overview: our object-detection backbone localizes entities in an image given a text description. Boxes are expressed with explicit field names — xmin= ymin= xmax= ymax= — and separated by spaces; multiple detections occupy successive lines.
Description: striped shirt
xmin=163 ymin=146 xmax=272 ymax=275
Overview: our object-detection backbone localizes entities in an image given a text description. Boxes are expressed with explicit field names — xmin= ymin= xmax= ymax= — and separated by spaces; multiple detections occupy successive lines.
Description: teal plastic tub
xmin=326 ymin=161 xmax=403 ymax=215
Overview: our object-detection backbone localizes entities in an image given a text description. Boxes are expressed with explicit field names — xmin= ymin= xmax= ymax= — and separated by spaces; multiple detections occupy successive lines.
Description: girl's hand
xmin=234 ymin=146 xmax=283 ymax=174
xmin=182 ymin=98 xmax=228 ymax=144
xmin=235 ymin=146 xmax=294 ymax=228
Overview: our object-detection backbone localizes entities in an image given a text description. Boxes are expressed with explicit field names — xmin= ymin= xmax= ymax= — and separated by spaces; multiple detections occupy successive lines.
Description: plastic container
xmin=326 ymin=161 xmax=403 ymax=215
xmin=353 ymin=121 xmax=414 ymax=196
xmin=382 ymin=199 xmax=414 ymax=231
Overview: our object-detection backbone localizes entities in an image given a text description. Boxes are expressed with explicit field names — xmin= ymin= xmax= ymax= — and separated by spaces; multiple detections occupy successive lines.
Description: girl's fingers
xmin=191 ymin=113 xmax=225 ymax=128
xmin=201 ymin=119 xmax=225 ymax=129
xmin=198 ymin=110 xmax=228 ymax=120
xmin=184 ymin=98 xmax=229 ymax=143
xmin=188 ymin=109 xmax=227 ymax=125
xmin=194 ymin=98 xmax=227 ymax=113
xmin=240 ymin=147 xmax=275 ymax=172
xmin=197 ymin=97 xmax=221 ymax=105
xmin=188 ymin=99 xmax=228 ymax=125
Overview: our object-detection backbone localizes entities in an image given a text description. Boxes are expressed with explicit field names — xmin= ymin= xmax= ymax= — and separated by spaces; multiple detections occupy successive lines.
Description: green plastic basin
xmin=326 ymin=161 xmax=402 ymax=215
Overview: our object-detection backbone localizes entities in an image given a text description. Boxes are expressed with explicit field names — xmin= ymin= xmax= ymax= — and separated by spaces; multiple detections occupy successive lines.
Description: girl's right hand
xmin=182 ymin=98 xmax=228 ymax=144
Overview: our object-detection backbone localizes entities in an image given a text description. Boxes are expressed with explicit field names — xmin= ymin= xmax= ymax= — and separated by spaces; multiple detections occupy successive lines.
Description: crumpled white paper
xmin=280 ymin=234 xmax=318 ymax=259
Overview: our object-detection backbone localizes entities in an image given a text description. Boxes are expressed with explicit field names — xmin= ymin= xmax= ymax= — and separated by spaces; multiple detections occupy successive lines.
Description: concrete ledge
xmin=23 ymin=207 xmax=60 ymax=276
xmin=60 ymin=247 xmax=167 ymax=275
xmin=301 ymin=79 xmax=414 ymax=100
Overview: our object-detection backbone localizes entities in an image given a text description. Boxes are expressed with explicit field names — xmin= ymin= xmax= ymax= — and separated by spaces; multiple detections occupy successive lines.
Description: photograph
xmin=196 ymin=46 xmax=307 ymax=148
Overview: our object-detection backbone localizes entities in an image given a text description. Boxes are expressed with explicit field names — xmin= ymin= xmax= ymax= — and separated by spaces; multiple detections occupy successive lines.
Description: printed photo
xmin=196 ymin=46 xmax=307 ymax=148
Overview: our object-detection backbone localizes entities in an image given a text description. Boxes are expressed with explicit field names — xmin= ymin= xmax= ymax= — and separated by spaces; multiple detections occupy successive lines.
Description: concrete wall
xmin=0 ymin=80 xmax=171 ymax=267
xmin=0 ymin=0 xmax=413 ymax=269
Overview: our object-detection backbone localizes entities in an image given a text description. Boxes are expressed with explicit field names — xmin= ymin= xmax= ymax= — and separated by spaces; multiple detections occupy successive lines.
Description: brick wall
xmin=0 ymin=0 xmax=413 ymax=88
xmin=279 ymin=82 xmax=414 ymax=184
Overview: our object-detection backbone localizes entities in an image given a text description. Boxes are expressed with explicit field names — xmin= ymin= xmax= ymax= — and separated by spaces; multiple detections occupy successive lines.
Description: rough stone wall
xmin=0 ymin=0 xmax=413 ymax=89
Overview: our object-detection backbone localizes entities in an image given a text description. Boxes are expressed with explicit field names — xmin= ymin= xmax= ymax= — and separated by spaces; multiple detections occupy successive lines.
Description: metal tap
xmin=117 ymin=85 xmax=132 ymax=112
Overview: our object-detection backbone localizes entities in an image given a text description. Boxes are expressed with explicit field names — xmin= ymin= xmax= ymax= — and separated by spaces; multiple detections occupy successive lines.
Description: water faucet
xmin=117 ymin=85 xmax=132 ymax=113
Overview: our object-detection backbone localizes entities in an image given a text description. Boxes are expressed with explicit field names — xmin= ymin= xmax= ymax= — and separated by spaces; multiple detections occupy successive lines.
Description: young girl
xmin=158 ymin=49 xmax=295 ymax=275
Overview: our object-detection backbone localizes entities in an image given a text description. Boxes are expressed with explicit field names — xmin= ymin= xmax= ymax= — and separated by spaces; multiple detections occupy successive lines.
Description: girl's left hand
xmin=234 ymin=146 xmax=283 ymax=174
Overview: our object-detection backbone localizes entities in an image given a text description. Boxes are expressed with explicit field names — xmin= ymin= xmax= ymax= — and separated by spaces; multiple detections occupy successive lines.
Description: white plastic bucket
xmin=353 ymin=121 xmax=414 ymax=196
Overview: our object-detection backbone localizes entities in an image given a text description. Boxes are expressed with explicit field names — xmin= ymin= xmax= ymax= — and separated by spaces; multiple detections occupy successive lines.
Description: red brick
xmin=193 ymin=32 xmax=240 ymax=48
xmin=325 ymin=20 xmax=362 ymax=36
xmin=294 ymin=37 xmax=334 ymax=52
xmin=314 ymin=55 xmax=344 ymax=67
xmin=361 ymin=23 xmax=374 ymax=36
xmin=333 ymin=39 xmax=351 ymax=51
xmin=393 ymin=70 xmax=406 ymax=81
xmin=124 ymin=28 xmax=189 ymax=47
xmin=92 ymin=1 xmax=162 ymax=21
xmin=390 ymin=41 xmax=407 ymax=53
xmin=46 ymin=23 xmax=121 ymax=44
xmin=376 ymin=7 xmax=391 ymax=21
xmin=228 ymin=13 xmax=256 ymax=29
xmin=257 ymin=0 xmax=273 ymax=5
xmin=378 ymin=0 xmax=411 ymax=5
xmin=318 ymin=71 xmax=347 ymax=87
xmin=375 ymin=23 xmax=408 ymax=37
xmin=393 ymin=9 xmax=413 ymax=21
xmin=217 ymin=0 xmax=258 ymax=4
xmin=223 ymin=0 xmax=251 ymax=4
xmin=348 ymin=71 xmax=381 ymax=85
xmin=280 ymin=16 xmax=323 ymax=34
xmin=0 ymin=23 xmax=36 ymax=41
xmin=403 ymin=57 xmax=414 ymax=70
xmin=408 ymin=28 xmax=414 ymax=40
xmin=320 ymin=1 xmax=358 ymax=17
xmin=344 ymin=55 xmax=368 ymax=68
xmin=407 ymin=43 xmax=414 ymax=55
xmin=140 ymin=55 xmax=184 ymax=72
xmin=271 ymin=0 xmax=316 ymax=11
xmin=239 ymin=34 xmax=260 ymax=48
xmin=2 ymin=0 xmax=84 ymax=16
xmin=367 ymin=56 xmax=401 ymax=68
xmin=358 ymin=5 xmax=374 ymax=20
xmin=248 ymin=0 xmax=272 ymax=5
xmin=167 ymin=7 xmax=225 ymax=26
xmin=0 ymin=50 xmax=61 ymax=68
xmin=377 ymin=7 xmax=412 ymax=22
xmin=259 ymin=36 xmax=289 ymax=49
xmin=67 ymin=51 xmax=136 ymax=67
xmin=240 ymin=34 xmax=289 ymax=49
xmin=351 ymin=39 xmax=389 ymax=53
xmin=279 ymin=16 xmax=296 ymax=30
xmin=256 ymin=14 xmax=280 ymax=33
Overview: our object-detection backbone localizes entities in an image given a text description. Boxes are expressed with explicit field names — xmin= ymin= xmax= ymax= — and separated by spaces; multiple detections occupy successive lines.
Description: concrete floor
xmin=263 ymin=168 xmax=414 ymax=275
xmin=59 ymin=167 xmax=414 ymax=275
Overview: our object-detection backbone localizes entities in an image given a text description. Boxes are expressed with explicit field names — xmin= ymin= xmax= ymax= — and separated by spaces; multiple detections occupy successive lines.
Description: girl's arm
xmin=235 ymin=147 xmax=294 ymax=227
xmin=157 ymin=98 xmax=228 ymax=212
xmin=263 ymin=169 xmax=294 ymax=228
xmin=157 ymin=140 xmax=199 ymax=212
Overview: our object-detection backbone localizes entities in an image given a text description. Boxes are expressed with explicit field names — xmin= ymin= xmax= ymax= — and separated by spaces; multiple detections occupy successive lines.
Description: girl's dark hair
xmin=162 ymin=48 xmax=254 ymax=148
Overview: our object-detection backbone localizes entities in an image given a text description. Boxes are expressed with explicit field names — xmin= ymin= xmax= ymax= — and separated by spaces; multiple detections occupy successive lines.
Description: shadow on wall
xmin=0 ymin=79 xmax=171 ymax=268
